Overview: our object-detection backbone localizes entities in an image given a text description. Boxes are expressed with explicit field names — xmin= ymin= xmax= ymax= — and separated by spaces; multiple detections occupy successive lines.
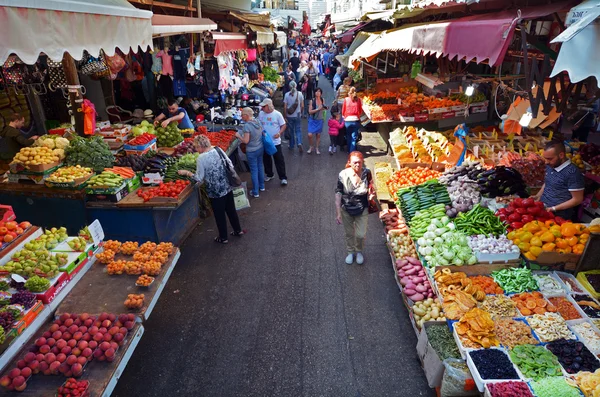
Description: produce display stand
xmin=85 ymin=185 xmax=200 ymax=245
xmin=56 ymin=249 xmax=181 ymax=322
xmin=0 ymin=226 xmax=40 ymax=261
xmin=0 ymin=255 xmax=96 ymax=371
xmin=0 ymin=319 xmax=144 ymax=397
xmin=0 ymin=183 xmax=87 ymax=236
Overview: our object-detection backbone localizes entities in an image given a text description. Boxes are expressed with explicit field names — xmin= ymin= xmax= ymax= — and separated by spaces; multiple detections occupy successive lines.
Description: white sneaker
xmin=356 ymin=252 xmax=364 ymax=265
xmin=333 ymin=146 xmax=337 ymax=153
xmin=260 ymin=188 xmax=265 ymax=192
xmin=345 ymin=253 xmax=354 ymax=265
xmin=328 ymin=146 xmax=333 ymax=154
xmin=316 ymin=148 xmax=321 ymax=155
xmin=264 ymin=176 xmax=274 ymax=182
xmin=307 ymin=147 xmax=313 ymax=154
xmin=281 ymin=179 xmax=288 ymax=185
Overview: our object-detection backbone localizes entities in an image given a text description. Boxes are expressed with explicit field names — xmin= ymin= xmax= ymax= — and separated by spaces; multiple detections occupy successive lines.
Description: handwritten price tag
xmin=88 ymin=219 xmax=105 ymax=246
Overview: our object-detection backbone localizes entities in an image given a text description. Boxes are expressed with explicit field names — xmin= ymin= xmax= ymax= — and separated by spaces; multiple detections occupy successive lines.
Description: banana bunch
xmin=87 ymin=171 xmax=124 ymax=188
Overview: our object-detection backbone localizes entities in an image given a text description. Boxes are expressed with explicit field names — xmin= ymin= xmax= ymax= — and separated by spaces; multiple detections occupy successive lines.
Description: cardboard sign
xmin=88 ymin=219 xmax=105 ymax=246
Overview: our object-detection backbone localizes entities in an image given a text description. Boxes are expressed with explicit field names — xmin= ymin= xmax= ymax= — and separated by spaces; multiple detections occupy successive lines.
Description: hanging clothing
xmin=156 ymin=50 xmax=173 ymax=76
xmin=172 ymin=48 xmax=188 ymax=79
xmin=204 ymin=59 xmax=219 ymax=92
xmin=173 ymin=79 xmax=186 ymax=96
xmin=151 ymin=51 xmax=163 ymax=75
xmin=82 ymin=99 xmax=97 ymax=136
xmin=158 ymin=75 xmax=173 ymax=98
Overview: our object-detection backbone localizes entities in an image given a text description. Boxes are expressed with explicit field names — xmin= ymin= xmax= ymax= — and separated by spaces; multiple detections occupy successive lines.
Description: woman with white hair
xmin=178 ymin=135 xmax=245 ymax=244
xmin=235 ymin=107 xmax=265 ymax=198
xmin=283 ymin=80 xmax=304 ymax=151
xmin=333 ymin=67 xmax=342 ymax=91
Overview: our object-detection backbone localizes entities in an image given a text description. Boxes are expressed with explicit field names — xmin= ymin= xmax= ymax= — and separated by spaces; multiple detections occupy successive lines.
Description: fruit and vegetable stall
xmin=0 ymin=123 xmax=240 ymax=245
xmin=0 ymin=212 xmax=182 ymax=396
xmin=374 ymin=131 xmax=600 ymax=395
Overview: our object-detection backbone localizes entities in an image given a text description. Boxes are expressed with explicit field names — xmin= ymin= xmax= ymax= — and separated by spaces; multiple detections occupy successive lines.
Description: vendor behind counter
xmin=0 ymin=112 xmax=38 ymax=163
xmin=154 ymin=99 xmax=194 ymax=130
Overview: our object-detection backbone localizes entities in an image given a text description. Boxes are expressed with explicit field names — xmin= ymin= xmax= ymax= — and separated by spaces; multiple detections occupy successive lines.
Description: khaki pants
xmin=341 ymin=209 xmax=368 ymax=253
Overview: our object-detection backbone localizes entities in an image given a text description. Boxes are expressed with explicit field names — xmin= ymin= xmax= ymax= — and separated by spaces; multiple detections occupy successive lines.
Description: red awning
xmin=337 ymin=22 xmax=367 ymax=43
xmin=214 ymin=39 xmax=247 ymax=56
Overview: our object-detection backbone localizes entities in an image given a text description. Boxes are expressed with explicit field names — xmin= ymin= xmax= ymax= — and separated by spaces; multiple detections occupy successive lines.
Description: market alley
xmin=113 ymin=78 xmax=435 ymax=397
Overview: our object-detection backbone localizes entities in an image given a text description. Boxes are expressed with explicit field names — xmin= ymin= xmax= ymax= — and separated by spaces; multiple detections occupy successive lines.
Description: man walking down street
xmin=258 ymin=99 xmax=288 ymax=186
xmin=290 ymin=50 xmax=301 ymax=83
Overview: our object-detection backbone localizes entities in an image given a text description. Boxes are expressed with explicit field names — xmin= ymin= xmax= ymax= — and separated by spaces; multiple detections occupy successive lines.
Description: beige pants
xmin=342 ymin=209 xmax=368 ymax=253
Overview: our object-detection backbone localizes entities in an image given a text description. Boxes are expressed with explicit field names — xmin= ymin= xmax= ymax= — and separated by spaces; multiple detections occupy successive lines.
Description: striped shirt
xmin=540 ymin=160 xmax=584 ymax=207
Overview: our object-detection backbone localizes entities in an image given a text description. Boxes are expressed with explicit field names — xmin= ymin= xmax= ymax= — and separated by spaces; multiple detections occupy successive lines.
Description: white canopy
xmin=551 ymin=0 xmax=600 ymax=82
xmin=152 ymin=15 xmax=217 ymax=38
xmin=0 ymin=0 xmax=153 ymax=64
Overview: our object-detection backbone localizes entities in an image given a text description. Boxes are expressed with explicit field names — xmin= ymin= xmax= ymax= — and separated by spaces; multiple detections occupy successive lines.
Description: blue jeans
xmin=246 ymin=147 xmax=265 ymax=196
xmin=286 ymin=117 xmax=302 ymax=148
xmin=345 ymin=121 xmax=360 ymax=153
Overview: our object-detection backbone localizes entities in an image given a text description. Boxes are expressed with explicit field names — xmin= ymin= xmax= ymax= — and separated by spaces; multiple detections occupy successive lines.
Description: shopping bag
xmin=262 ymin=132 xmax=277 ymax=156
xmin=232 ymin=182 xmax=250 ymax=211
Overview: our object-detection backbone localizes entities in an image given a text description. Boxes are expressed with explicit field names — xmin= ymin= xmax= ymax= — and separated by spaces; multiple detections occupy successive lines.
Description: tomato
xmin=521 ymin=215 xmax=534 ymax=223
xmin=515 ymin=208 xmax=528 ymax=215
xmin=522 ymin=198 xmax=535 ymax=207
xmin=513 ymin=198 xmax=525 ymax=207
xmin=508 ymin=213 xmax=521 ymax=222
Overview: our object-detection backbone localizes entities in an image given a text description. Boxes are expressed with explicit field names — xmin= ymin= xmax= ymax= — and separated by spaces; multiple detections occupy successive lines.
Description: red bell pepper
xmin=511 ymin=221 xmax=524 ymax=229
xmin=515 ymin=208 xmax=528 ymax=215
xmin=526 ymin=206 xmax=540 ymax=215
xmin=521 ymin=215 xmax=534 ymax=223
xmin=508 ymin=213 xmax=521 ymax=222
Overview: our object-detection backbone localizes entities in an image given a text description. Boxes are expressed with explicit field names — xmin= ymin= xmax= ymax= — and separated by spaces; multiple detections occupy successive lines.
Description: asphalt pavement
xmin=112 ymin=78 xmax=436 ymax=397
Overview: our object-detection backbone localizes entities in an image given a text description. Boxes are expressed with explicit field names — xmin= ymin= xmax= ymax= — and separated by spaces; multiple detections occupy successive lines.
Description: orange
xmin=561 ymin=223 xmax=577 ymax=238
xmin=566 ymin=236 xmax=579 ymax=247
xmin=542 ymin=242 xmax=556 ymax=252
xmin=555 ymin=239 xmax=568 ymax=249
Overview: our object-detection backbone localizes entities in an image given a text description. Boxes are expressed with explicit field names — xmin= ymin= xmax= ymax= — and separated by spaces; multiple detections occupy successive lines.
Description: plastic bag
xmin=262 ymin=132 xmax=277 ymax=156
xmin=232 ymin=182 xmax=250 ymax=211
xmin=440 ymin=358 xmax=478 ymax=397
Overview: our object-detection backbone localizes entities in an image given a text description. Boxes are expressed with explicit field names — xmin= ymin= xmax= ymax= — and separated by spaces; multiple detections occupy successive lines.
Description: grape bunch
xmin=24 ymin=276 xmax=50 ymax=293
xmin=0 ymin=310 xmax=15 ymax=331
xmin=9 ymin=279 xmax=24 ymax=291
xmin=10 ymin=291 xmax=36 ymax=309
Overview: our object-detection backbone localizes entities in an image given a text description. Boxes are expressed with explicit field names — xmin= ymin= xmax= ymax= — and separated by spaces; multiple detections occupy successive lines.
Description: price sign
xmin=473 ymin=145 xmax=480 ymax=158
xmin=88 ymin=219 xmax=105 ymax=246
xmin=11 ymin=274 xmax=25 ymax=283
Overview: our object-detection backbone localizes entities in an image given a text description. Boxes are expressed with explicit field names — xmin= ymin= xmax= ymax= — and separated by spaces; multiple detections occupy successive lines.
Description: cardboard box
xmin=124 ymin=138 xmax=156 ymax=151
xmin=428 ymin=112 xmax=443 ymax=121
xmin=86 ymin=184 xmax=129 ymax=203
xmin=415 ymin=113 xmax=429 ymax=123
xmin=34 ymin=272 xmax=70 ymax=304
xmin=8 ymin=172 xmax=54 ymax=185
xmin=416 ymin=321 xmax=447 ymax=388
xmin=9 ymin=161 xmax=62 ymax=174
xmin=429 ymin=107 xmax=450 ymax=114
xmin=20 ymin=301 xmax=44 ymax=327
xmin=399 ymin=115 xmax=415 ymax=123
xmin=44 ymin=173 xmax=93 ymax=189
xmin=470 ymin=105 xmax=488 ymax=114
xmin=442 ymin=111 xmax=456 ymax=119
xmin=124 ymin=142 xmax=156 ymax=156
xmin=525 ymin=252 xmax=581 ymax=271
xmin=126 ymin=174 xmax=141 ymax=193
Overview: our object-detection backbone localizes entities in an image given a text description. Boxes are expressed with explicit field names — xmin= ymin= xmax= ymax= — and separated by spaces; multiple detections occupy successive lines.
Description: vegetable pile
xmin=416 ymin=218 xmax=476 ymax=267
xmin=454 ymin=204 xmax=506 ymax=236
xmin=528 ymin=313 xmax=575 ymax=342
xmin=530 ymin=377 xmax=583 ymax=397
xmin=127 ymin=133 xmax=155 ymax=146
xmin=136 ymin=180 xmax=190 ymax=202
xmin=494 ymin=318 xmax=538 ymax=349
xmin=508 ymin=221 xmax=590 ymax=260
xmin=387 ymin=167 xmax=443 ymax=197
xmin=469 ymin=348 xmax=520 ymax=380
xmin=396 ymin=256 xmax=432 ymax=302
xmin=470 ymin=166 xmax=527 ymax=198
xmin=395 ymin=182 xmax=450 ymax=222
xmin=115 ymin=154 xmax=148 ymax=171
xmin=496 ymin=198 xmax=564 ymax=231
xmin=499 ymin=151 xmax=546 ymax=187
xmin=389 ymin=230 xmax=417 ymax=260
xmin=491 ymin=267 xmax=538 ymax=294
xmin=200 ymin=130 xmax=237 ymax=151
xmin=548 ymin=296 xmax=582 ymax=320
xmin=155 ymin=122 xmax=184 ymax=147
xmin=412 ymin=298 xmax=445 ymax=327
xmin=444 ymin=177 xmax=480 ymax=216
xmin=65 ymin=136 xmax=115 ymax=172
xmin=408 ymin=204 xmax=447 ymax=238
xmin=547 ymin=339 xmax=600 ymax=374
xmin=509 ymin=344 xmax=562 ymax=380
xmin=487 ymin=381 xmax=534 ymax=397
xmin=455 ymin=307 xmax=499 ymax=348
xmin=379 ymin=209 xmax=408 ymax=234
xmin=424 ymin=323 xmax=460 ymax=360
xmin=468 ymin=234 xmax=519 ymax=257
xmin=511 ymin=292 xmax=555 ymax=316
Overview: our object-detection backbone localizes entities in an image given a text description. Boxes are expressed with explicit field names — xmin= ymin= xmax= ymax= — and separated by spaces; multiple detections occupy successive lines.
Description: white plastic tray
xmin=466 ymin=348 xmax=522 ymax=392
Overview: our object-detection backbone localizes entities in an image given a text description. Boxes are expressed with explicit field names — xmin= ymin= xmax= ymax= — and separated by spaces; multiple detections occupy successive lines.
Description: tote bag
xmin=262 ymin=132 xmax=277 ymax=156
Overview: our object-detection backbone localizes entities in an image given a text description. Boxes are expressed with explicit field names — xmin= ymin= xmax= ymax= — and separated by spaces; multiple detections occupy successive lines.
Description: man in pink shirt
xmin=300 ymin=48 xmax=309 ymax=63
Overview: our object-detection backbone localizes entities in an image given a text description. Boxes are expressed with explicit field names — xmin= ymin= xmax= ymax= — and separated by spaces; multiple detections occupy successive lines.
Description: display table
xmin=0 ymin=320 xmax=144 ymax=397
xmin=56 ymin=249 xmax=180 ymax=322
xmin=0 ymin=183 xmax=87 ymax=235
xmin=86 ymin=185 xmax=201 ymax=245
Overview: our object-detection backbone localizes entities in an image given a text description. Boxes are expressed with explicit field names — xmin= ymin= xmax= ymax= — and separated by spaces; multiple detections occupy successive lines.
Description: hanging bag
xmin=216 ymin=146 xmax=242 ymax=187
xmin=262 ymin=131 xmax=277 ymax=156
xmin=78 ymin=50 xmax=110 ymax=77
xmin=47 ymin=59 xmax=68 ymax=91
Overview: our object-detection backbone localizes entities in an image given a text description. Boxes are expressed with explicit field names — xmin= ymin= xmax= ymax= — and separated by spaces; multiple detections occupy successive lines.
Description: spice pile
xmin=494 ymin=318 xmax=538 ymax=349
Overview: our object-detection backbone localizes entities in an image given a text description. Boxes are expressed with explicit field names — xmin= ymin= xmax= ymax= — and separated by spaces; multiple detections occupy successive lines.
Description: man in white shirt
xmin=283 ymin=81 xmax=304 ymax=152
xmin=258 ymin=98 xmax=288 ymax=185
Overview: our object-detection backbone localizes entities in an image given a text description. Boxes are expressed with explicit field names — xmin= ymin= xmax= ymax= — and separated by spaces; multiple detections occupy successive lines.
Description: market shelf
xmin=0 ymin=256 xmax=96 ymax=372
xmin=55 ymin=249 xmax=181 ymax=322
xmin=0 ymin=321 xmax=144 ymax=397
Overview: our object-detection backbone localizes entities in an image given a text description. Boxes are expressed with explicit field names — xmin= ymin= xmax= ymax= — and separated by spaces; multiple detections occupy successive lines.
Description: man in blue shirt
xmin=534 ymin=141 xmax=585 ymax=221
xmin=154 ymin=99 xmax=194 ymax=129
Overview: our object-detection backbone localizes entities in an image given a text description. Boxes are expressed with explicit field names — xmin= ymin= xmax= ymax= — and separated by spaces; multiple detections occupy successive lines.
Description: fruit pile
xmin=510 ymin=292 xmax=556 ymax=316
xmin=508 ymin=221 xmax=590 ymax=260
xmin=67 ymin=237 xmax=87 ymax=252
xmin=136 ymin=275 xmax=154 ymax=287
xmin=47 ymin=165 xmax=93 ymax=184
xmin=0 ymin=312 xmax=134 ymax=391
xmin=124 ymin=294 xmax=144 ymax=309
xmin=124 ymin=261 xmax=142 ymax=275
xmin=86 ymin=171 xmax=124 ymax=189
xmin=78 ymin=227 xmax=91 ymax=242
xmin=0 ymin=220 xmax=31 ymax=244
xmin=119 ymin=242 xmax=138 ymax=255
xmin=387 ymin=167 xmax=443 ymax=196
xmin=95 ymin=250 xmax=115 ymax=264
xmin=200 ymin=130 xmax=238 ymax=151
xmin=1 ymin=246 xmax=65 ymax=278
xmin=24 ymin=275 xmax=50 ymax=292
xmin=127 ymin=133 xmax=155 ymax=147
xmin=131 ymin=120 xmax=155 ymax=137
xmin=139 ymin=242 xmax=157 ymax=254
xmin=103 ymin=240 xmax=121 ymax=252
xmin=35 ymin=227 xmax=69 ymax=249
xmin=496 ymin=197 xmax=567 ymax=231
xmin=107 ymin=260 xmax=126 ymax=275
xmin=57 ymin=378 xmax=90 ymax=397
xmin=12 ymin=146 xmax=61 ymax=167
xmin=103 ymin=167 xmax=136 ymax=179
xmin=10 ymin=291 xmax=36 ymax=309
xmin=155 ymin=122 xmax=183 ymax=147
xmin=156 ymin=242 xmax=174 ymax=255
xmin=137 ymin=180 xmax=190 ymax=202
xmin=142 ymin=260 xmax=161 ymax=276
